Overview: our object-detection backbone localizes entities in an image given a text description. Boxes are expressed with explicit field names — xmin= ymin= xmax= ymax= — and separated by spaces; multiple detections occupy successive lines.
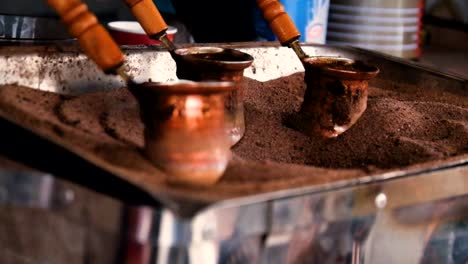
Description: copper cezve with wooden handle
xmin=45 ymin=0 xmax=236 ymax=188
xmin=257 ymin=0 xmax=381 ymax=139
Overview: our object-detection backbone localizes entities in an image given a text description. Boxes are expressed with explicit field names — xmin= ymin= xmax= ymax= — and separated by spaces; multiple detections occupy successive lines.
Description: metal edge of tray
xmin=0 ymin=42 xmax=466 ymax=218
xmin=347 ymin=46 xmax=468 ymax=82
xmin=202 ymin=155 xmax=468 ymax=216
xmin=134 ymin=157 xmax=468 ymax=248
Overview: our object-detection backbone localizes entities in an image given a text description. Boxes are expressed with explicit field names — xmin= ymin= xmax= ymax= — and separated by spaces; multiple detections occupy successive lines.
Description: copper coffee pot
xmin=121 ymin=1 xmax=254 ymax=147
xmin=45 ymin=0 xmax=236 ymax=186
xmin=130 ymin=80 xmax=234 ymax=186
xmin=257 ymin=0 xmax=380 ymax=138
xmin=173 ymin=47 xmax=254 ymax=146
xmin=297 ymin=57 xmax=379 ymax=138
xmin=121 ymin=0 xmax=257 ymax=146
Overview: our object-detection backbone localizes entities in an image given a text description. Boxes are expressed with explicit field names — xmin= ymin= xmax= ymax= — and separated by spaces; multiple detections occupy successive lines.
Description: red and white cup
xmin=108 ymin=21 xmax=177 ymax=45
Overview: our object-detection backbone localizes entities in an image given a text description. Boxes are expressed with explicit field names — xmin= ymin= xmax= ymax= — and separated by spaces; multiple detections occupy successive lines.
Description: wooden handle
xmin=47 ymin=0 xmax=124 ymax=73
xmin=256 ymin=0 xmax=301 ymax=45
xmin=124 ymin=0 xmax=168 ymax=38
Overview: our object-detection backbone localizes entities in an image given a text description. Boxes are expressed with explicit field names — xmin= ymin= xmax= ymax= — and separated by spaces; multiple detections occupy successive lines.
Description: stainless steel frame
xmin=0 ymin=169 xmax=74 ymax=209
xmin=124 ymin=164 xmax=468 ymax=263
xmin=0 ymin=14 xmax=71 ymax=41
xmin=0 ymin=42 xmax=467 ymax=263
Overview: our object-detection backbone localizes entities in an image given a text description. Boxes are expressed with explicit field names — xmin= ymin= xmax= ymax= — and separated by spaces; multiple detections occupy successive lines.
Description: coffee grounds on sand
xmin=2 ymin=73 xmax=467 ymax=172
xmin=0 ymin=72 xmax=466 ymax=196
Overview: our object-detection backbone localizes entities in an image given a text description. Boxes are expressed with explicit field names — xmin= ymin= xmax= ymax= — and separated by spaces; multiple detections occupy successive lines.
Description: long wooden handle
xmin=47 ymin=0 xmax=124 ymax=73
xmin=124 ymin=0 xmax=169 ymax=38
xmin=256 ymin=0 xmax=301 ymax=45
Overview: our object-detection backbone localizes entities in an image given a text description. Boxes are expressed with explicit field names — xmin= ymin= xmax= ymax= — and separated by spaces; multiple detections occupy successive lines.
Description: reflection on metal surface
xmin=375 ymin=193 xmax=387 ymax=209
xmin=0 ymin=14 xmax=71 ymax=40
xmin=0 ymin=170 xmax=74 ymax=209
xmin=120 ymin=164 xmax=468 ymax=263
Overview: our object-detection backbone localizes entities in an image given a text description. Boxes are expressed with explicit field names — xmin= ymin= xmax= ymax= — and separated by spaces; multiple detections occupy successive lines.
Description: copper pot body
xmin=299 ymin=57 xmax=379 ymax=138
xmin=129 ymin=81 xmax=234 ymax=186
xmin=174 ymin=47 xmax=254 ymax=146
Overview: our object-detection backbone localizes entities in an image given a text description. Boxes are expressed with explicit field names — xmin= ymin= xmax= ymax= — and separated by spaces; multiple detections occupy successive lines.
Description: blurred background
xmin=0 ymin=0 xmax=466 ymax=66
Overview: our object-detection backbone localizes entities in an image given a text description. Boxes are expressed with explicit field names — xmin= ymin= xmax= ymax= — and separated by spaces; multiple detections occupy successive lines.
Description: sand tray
xmin=0 ymin=43 xmax=467 ymax=217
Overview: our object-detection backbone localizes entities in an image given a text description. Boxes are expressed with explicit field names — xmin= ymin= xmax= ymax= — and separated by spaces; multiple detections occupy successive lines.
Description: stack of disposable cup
xmin=326 ymin=0 xmax=424 ymax=59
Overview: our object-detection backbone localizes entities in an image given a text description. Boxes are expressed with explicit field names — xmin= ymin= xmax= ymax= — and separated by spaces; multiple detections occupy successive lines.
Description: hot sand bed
xmin=0 ymin=72 xmax=467 ymax=202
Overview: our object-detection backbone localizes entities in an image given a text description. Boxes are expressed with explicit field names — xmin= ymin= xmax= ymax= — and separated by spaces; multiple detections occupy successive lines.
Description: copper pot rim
xmin=302 ymin=56 xmax=380 ymax=80
xmin=134 ymin=80 xmax=235 ymax=95
xmin=174 ymin=46 xmax=254 ymax=69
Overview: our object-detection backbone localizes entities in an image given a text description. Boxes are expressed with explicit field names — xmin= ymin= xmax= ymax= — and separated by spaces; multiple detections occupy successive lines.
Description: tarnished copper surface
xmin=128 ymin=80 xmax=235 ymax=186
xmin=296 ymin=57 xmax=380 ymax=138
xmin=173 ymin=47 xmax=254 ymax=146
